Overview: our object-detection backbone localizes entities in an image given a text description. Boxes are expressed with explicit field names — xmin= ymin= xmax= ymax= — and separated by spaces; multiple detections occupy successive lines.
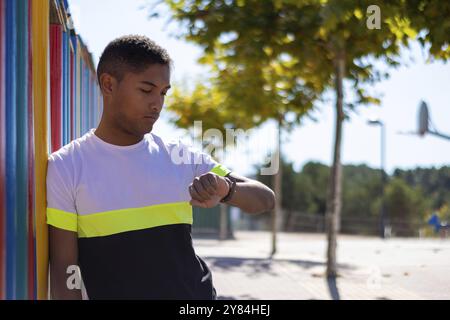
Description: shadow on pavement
xmin=202 ymin=256 xmax=356 ymax=278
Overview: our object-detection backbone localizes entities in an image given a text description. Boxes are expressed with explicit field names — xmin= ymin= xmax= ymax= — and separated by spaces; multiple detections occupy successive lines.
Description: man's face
xmin=108 ymin=63 xmax=171 ymax=137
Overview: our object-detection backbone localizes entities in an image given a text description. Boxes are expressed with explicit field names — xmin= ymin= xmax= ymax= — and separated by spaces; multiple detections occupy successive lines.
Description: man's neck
xmin=94 ymin=121 xmax=144 ymax=146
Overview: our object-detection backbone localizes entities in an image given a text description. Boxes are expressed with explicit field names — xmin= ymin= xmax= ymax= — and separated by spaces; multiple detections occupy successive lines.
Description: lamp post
xmin=368 ymin=119 xmax=388 ymax=239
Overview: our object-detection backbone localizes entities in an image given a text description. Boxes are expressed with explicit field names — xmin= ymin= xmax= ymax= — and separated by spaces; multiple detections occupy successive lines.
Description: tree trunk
xmin=284 ymin=210 xmax=292 ymax=232
xmin=219 ymin=203 xmax=228 ymax=240
xmin=271 ymin=117 xmax=283 ymax=256
xmin=326 ymin=50 xmax=345 ymax=278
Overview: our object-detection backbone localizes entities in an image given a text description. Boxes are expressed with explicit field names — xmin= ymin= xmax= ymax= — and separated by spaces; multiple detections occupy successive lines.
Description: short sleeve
xmin=46 ymin=154 xmax=78 ymax=232
xmin=194 ymin=152 xmax=230 ymax=178
xmin=167 ymin=139 xmax=232 ymax=180
xmin=193 ymin=151 xmax=231 ymax=177
xmin=172 ymin=140 xmax=231 ymax=178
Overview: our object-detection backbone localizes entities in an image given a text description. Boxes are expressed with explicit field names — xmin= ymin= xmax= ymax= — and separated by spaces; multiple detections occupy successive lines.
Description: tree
xmin=342 ymin=164 xmax=383 ymax=218
xmin=256 ymin=160 xmax=440 ymax=236
xmin=403 ymin=0 xmax=450 ymax=61
xmin=393 ymin=166 xmax=450 ymax=212
xmin=154 ymin=0 xmax=449 ymax=277
xmin=384 ymin=178 xmax=428 ymax=236
xmin=234 ymin=0 xmax=409 ymax=276
xmin=268 ymin=0 xmax=449 ymax=276
xmin=159 ymin=0 xmax=327 ymax=255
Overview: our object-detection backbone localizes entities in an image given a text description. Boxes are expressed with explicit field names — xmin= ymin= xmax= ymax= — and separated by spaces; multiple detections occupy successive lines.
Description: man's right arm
xmin=47 ymin=154 xmax=82 ymax=299
xmin=49 ymin=226 xmax=82 ymax=300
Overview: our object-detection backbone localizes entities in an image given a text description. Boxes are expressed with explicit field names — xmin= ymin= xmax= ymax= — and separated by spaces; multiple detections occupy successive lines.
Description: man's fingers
xmin=189 ymin=199 xmax=208 ymax=208
xmin=206 ymin=174 xmax=218 ymax=190
xmin=189 ymin=184 xmax=205 ymax=202
xmin=189 ymin=174 xmax=221 ymax=204
xmin=193 ymin=178 xmax=211 ymax=200
xmin=200 ymin=174 xmax=218 ymax=196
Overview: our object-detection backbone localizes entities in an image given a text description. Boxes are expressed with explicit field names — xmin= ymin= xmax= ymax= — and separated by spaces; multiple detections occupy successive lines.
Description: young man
xmin=47 ymin=35 xmax=275 ymax=300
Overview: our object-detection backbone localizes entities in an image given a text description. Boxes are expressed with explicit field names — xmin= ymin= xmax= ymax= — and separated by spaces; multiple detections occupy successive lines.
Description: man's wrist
xmin=220 ymin=177 xmax=236 ymax=203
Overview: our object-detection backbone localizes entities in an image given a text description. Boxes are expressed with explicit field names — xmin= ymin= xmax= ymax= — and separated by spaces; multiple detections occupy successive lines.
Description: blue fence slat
xmin=15 ymin=0 xmax=29 ymax=300
xmin=5 ymin=0 xmax=18 ymax=300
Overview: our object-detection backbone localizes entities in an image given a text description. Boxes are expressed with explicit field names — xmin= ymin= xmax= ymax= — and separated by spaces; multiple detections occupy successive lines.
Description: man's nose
xmin=150 ymin=104 xmax=160 ymax=112
xmin=149 ymin=97 xmax=163 ymax=112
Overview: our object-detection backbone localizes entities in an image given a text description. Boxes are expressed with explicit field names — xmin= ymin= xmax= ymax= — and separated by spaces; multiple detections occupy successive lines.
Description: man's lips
xmin=143 ymin=114 xmax=159 ymax=120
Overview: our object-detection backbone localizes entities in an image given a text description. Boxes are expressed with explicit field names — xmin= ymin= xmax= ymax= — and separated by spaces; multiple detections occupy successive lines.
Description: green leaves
xmin=155 ymin=0 xmax=450 ymax=134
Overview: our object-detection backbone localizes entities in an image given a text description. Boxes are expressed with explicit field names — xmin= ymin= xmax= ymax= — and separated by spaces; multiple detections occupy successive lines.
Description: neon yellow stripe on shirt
xmin=47 ymin=208 xmax=78 ymax=232
xmin=210 ymin=163 xmax=231 ymax=177
xmin=77 ymin=201 xmax=193 ymax=238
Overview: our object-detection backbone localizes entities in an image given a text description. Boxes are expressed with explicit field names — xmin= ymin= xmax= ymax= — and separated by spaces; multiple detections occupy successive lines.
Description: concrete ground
xmin=193 ymin=231 xmax=450 ymax=300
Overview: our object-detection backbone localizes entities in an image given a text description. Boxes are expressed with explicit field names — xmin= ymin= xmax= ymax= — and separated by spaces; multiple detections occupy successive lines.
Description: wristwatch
xmin=220 ymin=176 xmax=237 ymax=203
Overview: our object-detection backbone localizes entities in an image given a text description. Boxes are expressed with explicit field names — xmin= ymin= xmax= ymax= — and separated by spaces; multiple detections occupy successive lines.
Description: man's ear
xmin=99 ymin=73 xmax=117 ymax=97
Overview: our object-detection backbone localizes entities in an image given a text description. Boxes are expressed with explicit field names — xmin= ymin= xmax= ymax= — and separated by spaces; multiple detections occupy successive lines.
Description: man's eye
xmin=140 ymin=89 xmax=152 ymax=94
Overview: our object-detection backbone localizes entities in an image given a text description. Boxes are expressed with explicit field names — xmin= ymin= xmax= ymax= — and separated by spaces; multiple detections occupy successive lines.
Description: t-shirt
xmin=46 ymin=128 xmax=231 ymax=299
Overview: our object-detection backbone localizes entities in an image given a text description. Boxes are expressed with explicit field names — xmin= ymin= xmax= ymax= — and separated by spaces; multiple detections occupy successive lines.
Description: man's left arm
xmin=189 ymin=172 xmax=275 ymax=214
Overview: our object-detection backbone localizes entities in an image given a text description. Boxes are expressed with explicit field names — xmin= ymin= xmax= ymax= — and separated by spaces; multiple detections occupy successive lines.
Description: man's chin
xmin=140 ymin=120 xmax=156 ymax=134
xmin=126 ymin=126 xmax=152 ymax=138
xmin=141 ymin=125 xmax=153 ymax=135
xmin=146 ymin=124 xmax=154 ymax=133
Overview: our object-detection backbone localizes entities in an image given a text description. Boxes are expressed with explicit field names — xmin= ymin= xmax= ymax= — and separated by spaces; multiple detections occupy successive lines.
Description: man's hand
xmin=189 ymin=173 xmax=230 ymax=208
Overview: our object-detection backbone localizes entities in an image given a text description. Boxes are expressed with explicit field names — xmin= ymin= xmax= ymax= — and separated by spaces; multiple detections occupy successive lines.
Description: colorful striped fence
xmin=0 ymin=0 xmax=102 ymax=300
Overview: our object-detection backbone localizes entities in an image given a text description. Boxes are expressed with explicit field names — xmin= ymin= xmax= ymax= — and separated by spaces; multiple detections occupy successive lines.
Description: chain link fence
xmin=234 ymin=210 xmax=431 ymax=238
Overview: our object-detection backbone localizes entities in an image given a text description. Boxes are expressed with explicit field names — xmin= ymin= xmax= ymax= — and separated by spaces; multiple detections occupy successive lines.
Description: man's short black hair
xmin=97 ymin=34 xmax=172 ymax=85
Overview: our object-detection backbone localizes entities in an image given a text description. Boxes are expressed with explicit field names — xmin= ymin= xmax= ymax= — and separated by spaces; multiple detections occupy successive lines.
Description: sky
xmin=68 ymin=0 xmax=450 ymax=176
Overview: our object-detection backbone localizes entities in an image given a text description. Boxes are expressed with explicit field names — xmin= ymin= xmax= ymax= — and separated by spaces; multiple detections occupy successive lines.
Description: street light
xmin=367 ymin=119 xmax=389 ymax=239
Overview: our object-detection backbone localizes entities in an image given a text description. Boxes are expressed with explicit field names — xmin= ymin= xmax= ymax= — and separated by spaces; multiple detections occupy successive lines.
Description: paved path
xmin=193 ymin=231 xmax=450 ymax=300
